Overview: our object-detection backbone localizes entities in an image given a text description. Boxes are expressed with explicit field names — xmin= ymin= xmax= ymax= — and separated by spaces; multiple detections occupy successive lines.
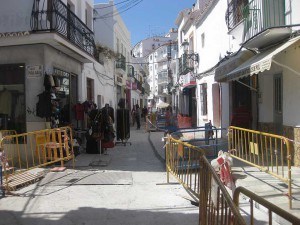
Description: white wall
xmin=0 ymin=0 xmax=33 ymax=32
xmin=94 ymin=3 xmax=115 ymax=50
xmin=196 ymin=0 xmax=230 ymax=72
xmin=195 ymin=0 xmax=230 ymax=128
xmin=277 ymin=40 xmax=300 ymax=126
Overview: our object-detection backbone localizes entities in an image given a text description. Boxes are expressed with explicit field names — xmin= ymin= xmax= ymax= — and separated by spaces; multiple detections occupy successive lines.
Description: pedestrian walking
xmin=142 ymin=106 xmax=148 ymax=122
xmin=131 ymin=105 xmax=136 ymax=126
xmin=135 ymin=104 xmax=141 ymax=130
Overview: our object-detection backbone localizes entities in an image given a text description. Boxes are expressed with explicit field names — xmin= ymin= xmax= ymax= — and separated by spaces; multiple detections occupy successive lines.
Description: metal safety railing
xmin=233 ymin=186 xmax=300 ymax=225
xmin=228 ymin=126 xmax=293 ymax=208
xmin=172 ymin=126 xmax=228 ymax=159
xmin=0 ymin=126 xmax=74 ymax=191
xmin=0 ymin=130 xmax=17 ymax=138
xmin=166 ymin=135 xmax=247 ymax=225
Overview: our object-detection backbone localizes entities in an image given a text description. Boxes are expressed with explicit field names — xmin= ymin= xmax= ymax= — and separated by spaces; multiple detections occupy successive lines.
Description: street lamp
xmin=181 ymin=40 xmax=189 ymax=53
xmin=179 ymin=40 xmax=199 ymax=75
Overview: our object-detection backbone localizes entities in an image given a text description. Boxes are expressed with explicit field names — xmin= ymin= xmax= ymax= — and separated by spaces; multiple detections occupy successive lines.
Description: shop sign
xmin=27 ymin=65 xmax=43 ymax=78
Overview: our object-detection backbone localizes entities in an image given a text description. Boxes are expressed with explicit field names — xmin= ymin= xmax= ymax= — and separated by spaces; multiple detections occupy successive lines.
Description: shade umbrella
xmin=156 ymin=101 xmax=169 ymax=108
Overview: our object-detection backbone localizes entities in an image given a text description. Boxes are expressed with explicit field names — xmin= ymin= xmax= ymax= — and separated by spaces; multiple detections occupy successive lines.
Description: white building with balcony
xmin=0 ymin=0 xmax=96 ymax=132
xmin=93 ymin=0 xmax=132 ymax=109
xmin=132 ymin=30 xmax=178 ymax=111
xmin=146 ymin=36 xmax=178 ymax=111
xmin=213 ymin=0 xmax=300 ymax=165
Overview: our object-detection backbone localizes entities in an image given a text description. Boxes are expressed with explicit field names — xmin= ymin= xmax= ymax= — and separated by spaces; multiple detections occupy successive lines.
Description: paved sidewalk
xmin=0 ymin=126 xmax=198 ymax=225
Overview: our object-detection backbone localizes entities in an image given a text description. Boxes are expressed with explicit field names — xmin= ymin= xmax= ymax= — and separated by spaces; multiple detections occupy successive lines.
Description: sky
xmin=94 ymin=0 xmax=196 ymax=46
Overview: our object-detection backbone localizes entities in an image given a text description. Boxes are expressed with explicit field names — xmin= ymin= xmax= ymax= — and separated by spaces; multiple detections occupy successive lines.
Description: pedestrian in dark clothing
xmin=135 ymin=104 xmax=141 ymax=130
xmin=142 ymin=106 xmax=148 ymax=122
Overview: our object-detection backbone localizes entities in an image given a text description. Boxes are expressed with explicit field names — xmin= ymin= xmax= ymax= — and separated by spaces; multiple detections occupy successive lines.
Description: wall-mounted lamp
xmin=181 ymin=40 xmax=199 ymax=63
xmin=181 ymin=40 xmax=189 ymax=53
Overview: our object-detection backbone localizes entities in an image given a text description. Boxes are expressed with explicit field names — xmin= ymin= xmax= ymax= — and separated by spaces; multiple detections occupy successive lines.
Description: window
xmin=86 ymin=78 xmax=94 ymax=101
xmin=200 ymin=83 xmax=207 ymax=115
xmin=201 ymin=33 xmax=205 ymax=48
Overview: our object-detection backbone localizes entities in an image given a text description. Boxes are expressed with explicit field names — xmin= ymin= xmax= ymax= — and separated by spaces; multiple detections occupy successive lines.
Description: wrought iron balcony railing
xmin=226 ymin=0 xmax=286 ymax=42
xmin=178 ymin=52 xmax=198 ymax=75
xmin=116 ymin=54 xmax=126 ymax=71
xmin=30 ymin=0 xmax=96 ymax=57
xmin=225 ymin=0 xmax=248 ymax=30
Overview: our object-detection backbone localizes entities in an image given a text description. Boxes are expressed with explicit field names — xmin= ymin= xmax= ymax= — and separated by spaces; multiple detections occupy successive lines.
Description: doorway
xmin=231 ymin=77 xmax=252 ymax=129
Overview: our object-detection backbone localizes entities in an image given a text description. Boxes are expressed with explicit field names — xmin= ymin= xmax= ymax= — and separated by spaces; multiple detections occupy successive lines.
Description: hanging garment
xmin=73 ymin=103 xmax=84 ymax=120
xmin=116 ymin=109 xmax=130 ymax=140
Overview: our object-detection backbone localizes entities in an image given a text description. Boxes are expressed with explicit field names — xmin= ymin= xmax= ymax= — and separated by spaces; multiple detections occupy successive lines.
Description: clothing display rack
xmin=115 ymin=108 xmax=131 ymax=146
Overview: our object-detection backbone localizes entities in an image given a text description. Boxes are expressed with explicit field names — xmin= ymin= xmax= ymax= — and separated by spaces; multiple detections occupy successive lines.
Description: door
xmin=274 ymin=74 xmax=283 ymax=135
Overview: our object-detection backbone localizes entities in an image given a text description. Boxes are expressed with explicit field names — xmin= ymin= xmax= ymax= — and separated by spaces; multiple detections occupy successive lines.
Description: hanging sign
xmin=27 ymin=65 xmax=43 ymax=78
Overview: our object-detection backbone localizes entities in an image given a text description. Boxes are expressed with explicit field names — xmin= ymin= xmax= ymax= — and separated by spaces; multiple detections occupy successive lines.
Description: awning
xmin=215 ymin=50 xmax=254 ymax=82
xmin=224 ymin=36 xmax=300 ymax=81
xmin=156 ymin=101 xmax=169 ymax=109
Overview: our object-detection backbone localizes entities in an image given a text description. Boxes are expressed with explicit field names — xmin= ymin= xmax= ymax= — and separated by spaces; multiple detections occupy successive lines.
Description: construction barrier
xmin=177 ymin=113 xmax=192 ymax=128
xmin=172 ymin=126 xmax=228 ymax=159
xmin=228 ymin=126 xmax=293 ymax=208
xmin=233 ymin=186 xmax=300 ymax=224
xmin=165 ymin=134 xmax=247 ymax=225
xmin=166 ymin=132 xmax=299 ymax=224
xmin=0 ymin=126 xmax=74 ymax=191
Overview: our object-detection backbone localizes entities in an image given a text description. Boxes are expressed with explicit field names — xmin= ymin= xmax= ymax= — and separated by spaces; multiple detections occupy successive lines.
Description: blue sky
xmin=94 ymin=0 xmax=196 ymax=46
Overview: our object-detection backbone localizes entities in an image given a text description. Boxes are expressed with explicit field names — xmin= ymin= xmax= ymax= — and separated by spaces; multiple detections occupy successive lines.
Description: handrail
xmin=233 ymin=186 xmax=300 ymax=225
xmin=228 ymin=126 xmax=292 ymax=208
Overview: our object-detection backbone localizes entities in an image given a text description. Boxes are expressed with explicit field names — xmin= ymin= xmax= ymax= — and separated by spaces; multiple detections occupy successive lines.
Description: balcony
xmin=31 ymin=0 xmax=96 ymax=57
xmin=157 ymin=70 xmax=168 ymax=85
xmin=226 ymin=0 xmax=290 ymax=48
xmin=116 ymin=54 xmax=126 ymax=71
xmin=179 ymin=53 xmax=196 ymax=75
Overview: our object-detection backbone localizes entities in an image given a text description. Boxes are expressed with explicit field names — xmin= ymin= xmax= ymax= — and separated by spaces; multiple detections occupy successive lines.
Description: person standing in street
xmin=142 ymin=106 xmax=148 ymax=122
xmin=135 ymin=104 xmax=141 ymax=130
xmin=131 ymin=105 xmax=136 ymax=126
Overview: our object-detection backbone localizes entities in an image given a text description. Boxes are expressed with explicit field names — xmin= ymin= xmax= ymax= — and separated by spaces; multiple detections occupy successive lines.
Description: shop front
xmin=0 ymin=44 xmax=82 ymax=132
xmin=0 ymin=64 xmax=26 ymax=134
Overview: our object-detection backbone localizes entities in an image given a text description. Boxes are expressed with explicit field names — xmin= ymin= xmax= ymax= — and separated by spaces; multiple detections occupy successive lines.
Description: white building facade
xmin=0 ymin=0 xmax=96 ymax=132
xmin=213 ymin=0 xmax=300 ymax=165
xmin=94 ymin=0 xmax=132 ymax=110
xmin=133 ymin=32 xmax=178 ymax=111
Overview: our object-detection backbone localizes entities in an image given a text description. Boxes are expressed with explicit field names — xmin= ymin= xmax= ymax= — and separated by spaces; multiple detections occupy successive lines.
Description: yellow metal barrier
xmin=228 ymin=126 xmax=293 ymax=208
xmin=0 ymin=130 xmax=17 ymax=138
xmin=145 ymin=114 xmax=159 ymax=132
xmin=233 ymin=186 xmax=300 ymax=225
xmin=166 ymin=134 xmax=247 ymax=225
xmin=0 ymin=126 xmax=74 ymax=191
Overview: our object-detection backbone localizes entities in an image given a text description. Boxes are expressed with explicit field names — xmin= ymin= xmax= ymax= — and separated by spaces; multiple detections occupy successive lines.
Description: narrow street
xmin=0 ymin=126 xmax=199 ymax=225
